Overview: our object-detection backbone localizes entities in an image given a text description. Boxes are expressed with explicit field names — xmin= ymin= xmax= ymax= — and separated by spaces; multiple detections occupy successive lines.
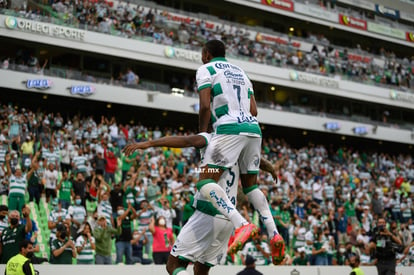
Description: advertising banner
xmin=375 ymin=4 xmax=400 ymax=20
xmin=255 ymin=33 xmax=301 ymax=48
xmin=261 ymin=0 xmax=294 ymax=12
xmin=289 ymin=70 xmax=339 ymax=89
xmin=295 ymin=3 xmax=337 ymax=22
xmin=3 ymin=16 xmax=86 ymax=41
xmin=338 ymin=14 xmax=367 ymax=30
xmin=337 ymin=0 xmax=375 ymax=11
xmin=367 ymin=22 xmax=406 ymax=40
xmin=23 ymin=79 xmax=53 ymax=90
xmin=68 ymin=85 xmax=95 ymax=96
xmin=406 ymin=32 xmax=414 ymax=43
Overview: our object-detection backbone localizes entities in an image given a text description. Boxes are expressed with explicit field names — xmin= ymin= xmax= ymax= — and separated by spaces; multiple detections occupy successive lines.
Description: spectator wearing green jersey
xmin=292 ymin=247 xmax=310 ymax=266
xmin=271 ymin=198 xmax=291 ymax=250
xmin=94 ymin=214 xmax=122 ymax=264
xmin=51 ymin=223 xmax=76 ymax=264
xmin=5 ymin=154 xmax=30 ymax=213
xmin=0 ymin=208 xmax=32 ymax=264
xmin=57 ymin=170 xmax=74 ymax=209
xmin=120 ymin=151 xmax=137 ymax=182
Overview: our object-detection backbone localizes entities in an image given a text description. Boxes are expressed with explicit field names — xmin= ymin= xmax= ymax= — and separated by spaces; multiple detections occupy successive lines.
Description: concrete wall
xmin=3 ymin=264 xmax=411 ymax=275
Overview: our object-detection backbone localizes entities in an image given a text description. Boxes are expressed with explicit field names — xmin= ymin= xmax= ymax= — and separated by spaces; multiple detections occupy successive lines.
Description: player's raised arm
xmin=123 ymin=135 xmax=207 ymax=156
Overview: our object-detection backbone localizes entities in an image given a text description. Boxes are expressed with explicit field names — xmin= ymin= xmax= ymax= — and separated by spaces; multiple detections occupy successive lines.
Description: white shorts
xmin=170 ymin=211 xmax=233 ymax=266
xmin=200 ymin=134 xmax=261 ymax=174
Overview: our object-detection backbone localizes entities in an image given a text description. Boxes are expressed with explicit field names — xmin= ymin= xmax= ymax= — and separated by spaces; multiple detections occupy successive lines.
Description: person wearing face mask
xmin=153 ymin=198 xmax=176 ymax=230
xmin=0 ymin=209 xmax=32 ymax=264
xmin=5 ymin=240 xmax=35 ymax=275
xmin=369 ymin=217 xmax=402 ymax=275
xmin=130 ymin=229 xmax=152 ymax=265
xmin=50 ymin=223 xmax=76 ymax=264
xmin=68 ymin=195 xmax=87 ymax=240
xmin=115 ymin=203 xmax=137 ymax=264
xmin=0 ymin=204 xmax=9 ymax=235
xmin=349 ymin=255 xmax=364 ymax=275
xmin=149 ymin=215 xmax=174 ymax=264
xmin=20 ymin=205 xmax=43 ymax=262
xmin=293 ymin=219 xmax=306 ymax=251
xmin=333 ymin=243 xmax=347 ymax=265
xmin=293 ymin=199 xmax=306 ymax=222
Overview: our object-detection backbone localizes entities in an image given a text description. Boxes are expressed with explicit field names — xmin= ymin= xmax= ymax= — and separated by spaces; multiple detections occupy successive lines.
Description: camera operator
xmin=369 ymin=217 xmax=402 ymax=275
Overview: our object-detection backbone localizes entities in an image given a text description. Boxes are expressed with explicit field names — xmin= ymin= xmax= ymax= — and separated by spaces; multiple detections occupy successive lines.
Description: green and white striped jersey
xmin=196 ymin=57 xmax=261 ymax=137
xmin=75 ymin=235 xmax=95 ymax=263
xmin=9 ymin=174 xmax=27 ymax=196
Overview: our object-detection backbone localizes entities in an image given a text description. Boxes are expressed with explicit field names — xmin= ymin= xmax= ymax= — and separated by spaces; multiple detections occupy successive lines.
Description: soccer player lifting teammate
xmin=124 ymin=40 xmax=285 ymax=269
xmin=123 ymin=132 xmax=279 ymax=275
xmin=195 ymin=39 xmax=284 ymax=263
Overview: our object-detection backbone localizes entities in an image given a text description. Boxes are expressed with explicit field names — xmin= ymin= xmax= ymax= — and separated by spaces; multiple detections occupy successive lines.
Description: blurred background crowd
xmin=0 ymin=102 xmax=413 ymax=266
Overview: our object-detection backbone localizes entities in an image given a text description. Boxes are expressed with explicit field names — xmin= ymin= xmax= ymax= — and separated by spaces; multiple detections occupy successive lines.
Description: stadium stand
xmin=0 ymin=0 xmax=413 ymax=269
xmin=1 ymin=0 xmax=413 ymax=92
xmin=0 ymin=102 xmax=413 ymax=266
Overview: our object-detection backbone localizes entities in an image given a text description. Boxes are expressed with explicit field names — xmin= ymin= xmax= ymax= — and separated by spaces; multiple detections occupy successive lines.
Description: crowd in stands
xmin=0 ymin=101 xmax=414 ymax=266
xmin=1 ymin=0 xmax=413 ymax=92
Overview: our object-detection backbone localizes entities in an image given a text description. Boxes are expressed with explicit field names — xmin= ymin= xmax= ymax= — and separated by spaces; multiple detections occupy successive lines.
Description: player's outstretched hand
xmin=123 ymin=142 xmax=149 ymax=156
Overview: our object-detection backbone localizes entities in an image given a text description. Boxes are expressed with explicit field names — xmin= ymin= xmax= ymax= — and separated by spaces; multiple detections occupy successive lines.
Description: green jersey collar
xmin=210 ymin=57 xmax=227 ymax=62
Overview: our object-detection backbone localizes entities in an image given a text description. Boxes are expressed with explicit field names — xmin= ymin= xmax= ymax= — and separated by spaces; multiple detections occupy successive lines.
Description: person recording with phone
xmin=369 ymin=217 xmax=402 ymax=275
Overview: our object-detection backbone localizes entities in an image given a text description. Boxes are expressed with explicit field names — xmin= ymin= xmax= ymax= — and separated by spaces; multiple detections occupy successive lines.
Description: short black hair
xmin=0 ymin=205 xmax=8 ymax=212
xmin=19 ymin=239 xmax=33 ymax=251
xmin=204 ymin=40 xmax=226 ymax=58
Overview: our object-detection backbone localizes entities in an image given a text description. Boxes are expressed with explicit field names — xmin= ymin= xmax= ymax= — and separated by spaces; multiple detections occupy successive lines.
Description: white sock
xmin=198 ymin=180 xmax=248 ymax=228
xmin=246 ymin=187 xmax=279 ymax=236
xmin=172 ymin=267 xmax=190 ymax=275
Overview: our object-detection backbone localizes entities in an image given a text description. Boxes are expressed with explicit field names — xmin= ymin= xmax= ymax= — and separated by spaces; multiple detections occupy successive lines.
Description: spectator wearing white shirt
xmin=68 ymin=195 xmax=87 ymax=239
xmin=153 ymin=198 xmax=176 ymax=230
xmin=43 ymin=163 xmax=58 ymax=203
xmin=312 ymin=177 xmax=324 ymax=204
xmin=240 ymin=233 xmax=271 ymax=265
xmin=356 ymin=227 xmax=370 ymax=246
xmin=323 ymin=180 xmax=335 ymax=202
